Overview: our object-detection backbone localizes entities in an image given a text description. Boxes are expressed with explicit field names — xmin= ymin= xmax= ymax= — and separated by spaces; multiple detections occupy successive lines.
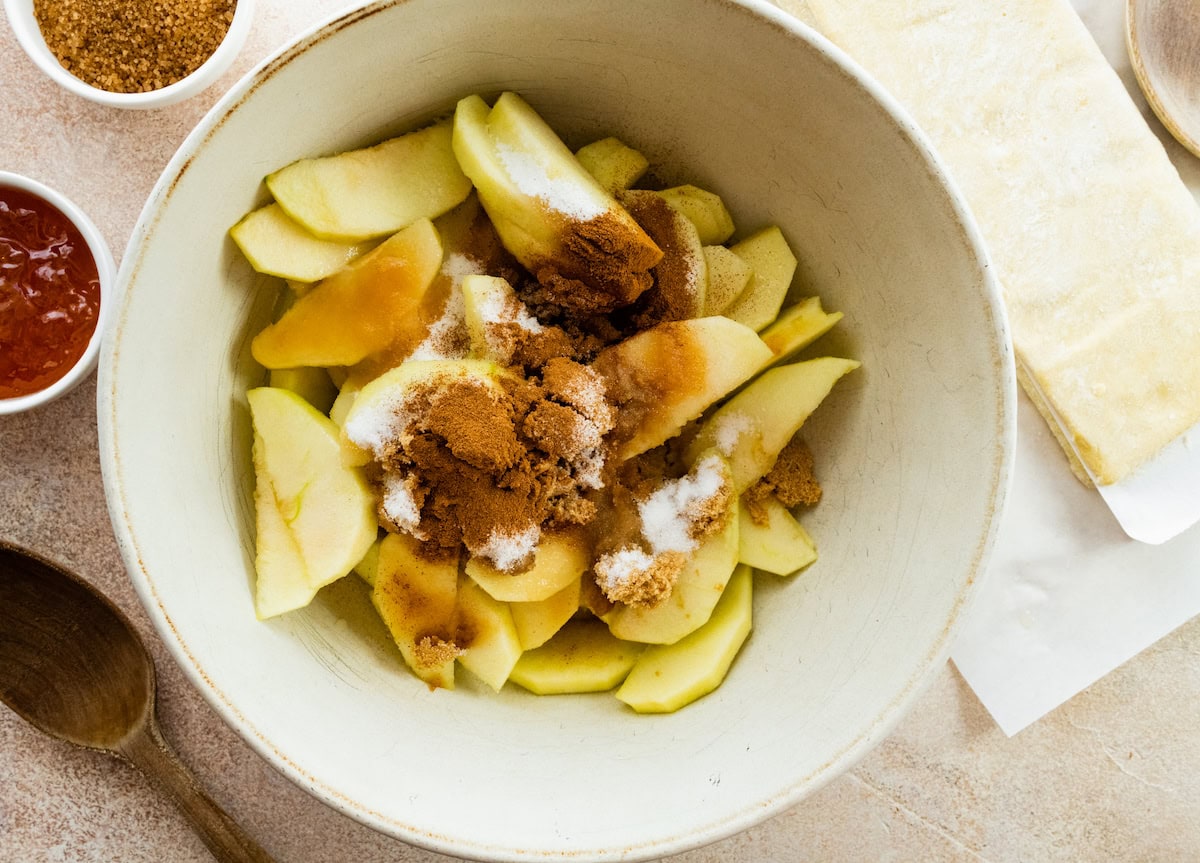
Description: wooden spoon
xmin=1127 ymin=0 xmax=1200 ymax=159
xmin=0 ymin=541 xmax=273 ymax=863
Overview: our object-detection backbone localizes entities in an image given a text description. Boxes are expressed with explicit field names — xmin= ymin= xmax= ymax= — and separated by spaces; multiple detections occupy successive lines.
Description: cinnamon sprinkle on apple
xmin=346 ymin=362 xmax=615 ymax=573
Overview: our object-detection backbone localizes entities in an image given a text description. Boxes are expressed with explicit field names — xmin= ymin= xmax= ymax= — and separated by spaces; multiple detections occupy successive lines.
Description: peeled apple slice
xmin=592 ymin=316 xmax=773 ymax=461
xmin=510 ymin=620 xmax=644 ymax=695
xmin=230 ymin=203 xmax=375 ymax=282
xmin=455 ymin=576 xmax=523 ymax=691
xmin=605 ymin=457 xmax=739 ymax=645
xmin=655 ymin=184 xmax=735 ymax=245
xmin=616 ymin=564 xmax=753 ymax=713
xmin=737 ymin=496 xmax=817 ymax=576
xmin=702 ymin=245 xmax=753 ymax=316
xmin=722 ymin=226 xmax=799 ymax=332
xmin=251 ymin=218 xmax=444 ymax=369
xmin=266 ymin=121 xmax=472 ymax=242
xmin=510 ymin=577 xmax=582 ymax=650
xmin=372 ymin=534 xmax=459 ymax=689
xmin=248 ymin=387 xmax=377 ymax=619
xmin=685 ymin=357 xmax=860 ymax=492
xmin=757 ymin=296 xmax=844 ymax=371
xmin=575 ymin=137 xmax=649 ymax=194
xmin=451 ymin=92 xmax=661 ymax=309
xmin=465 ymin=531 xmax=590 ymax=603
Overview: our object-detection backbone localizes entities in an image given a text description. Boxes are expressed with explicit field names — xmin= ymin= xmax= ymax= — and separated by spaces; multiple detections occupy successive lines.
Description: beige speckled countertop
xmin=3 ymin=2 xmax=1199 ymax=861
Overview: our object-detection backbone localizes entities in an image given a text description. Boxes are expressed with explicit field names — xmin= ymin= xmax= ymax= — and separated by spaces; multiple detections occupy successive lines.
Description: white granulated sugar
xmin=594 ymin=546 xmax=656 ymax=593
xmin=408 ymin=282 xmax=466 ymax=361
xmin=558 ymin=367 xmax=613 ymax=428
xmin=476 ymin=524 xmax=541 ymax=572
xmin=713 ymin=412 xmax=754 ymax=457
xmin=382 ymin=472 xmax=423 ymax=535
xmin=510 ymin=302 xmax=543 ymax=333
xmin=441 ymin=252 xmax=484 ymax=287
xmin=474 ymin=286 xmax=509 ymax=326
xmin=477 ymin=286 xmax=544 ymax=334
xmin=638 ymin=456 xmax=726 ymax=554
xmin=343 ymin=388 xmax=416 ymax=457
xmin=495 ymin=141 xmax=605 ymax=220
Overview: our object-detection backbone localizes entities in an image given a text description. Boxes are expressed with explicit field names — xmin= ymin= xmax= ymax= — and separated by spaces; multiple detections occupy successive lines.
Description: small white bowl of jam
xmin=0 ymin=172 xmax=115 ymax=414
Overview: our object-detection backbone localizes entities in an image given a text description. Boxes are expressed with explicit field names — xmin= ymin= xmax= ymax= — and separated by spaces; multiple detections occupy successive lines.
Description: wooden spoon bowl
xmin=0 ymin=541 xmax=273 ymax=863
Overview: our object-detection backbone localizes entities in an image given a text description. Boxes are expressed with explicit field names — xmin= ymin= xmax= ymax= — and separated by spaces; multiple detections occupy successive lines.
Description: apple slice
xmin=510 ymin=576 xmax=582 ymax=650
xmin=738 ymin=496 xmax=817 ymax=575
xmin=455 ymin=576 xmax=523 ymax=691
xmin=251 ymin=218 xmax=444 ymax=369
xmin=352 ymin=536 xmax=383 ymax=588
xmin=266 ymin=121 xmax=472 ymax=242
xmin=460 ymin=273 xmax=543 ymax=362
xmin=372 ymin=534 xmax=460 ymax=689
xmin=230 ymin=203 xmax=376 ymax=282
xmin=268 ymin=366 xmax=337 ymax=414
xmin=328 ymin=382 xmax=358 ymax=429
xmin=656 ymin=185 xmax=735 ymax=245
xmin=722 ymin=227 xmax=798 ymax=331
xmin=247 ymin=387 xmax=377 ymax=619
xmin=251 ymin=437 xmax=309 ymax=618
xmin=592 ymin=316 xmax=773 ymax=461
xmin=575 ymin=137 xmax=649 ymax=194
xmin=465 ymin=530 xmax=590 ymax=603
xmin=615 ymin=564 xmax=753 ymax=713
xmin=757 ymin=296 xmax=844 ymax=371
xmin=452 ymin=92 xmax=661 ymax=310
xmin=340 ymin=358 xmax=515 ymax=466
xmin=685 ymin=357 xmax=860 ymax=492
xmin=461 ymin=274 xmax=507 ymax=358
xmin=509 ymin=620 xmax=644 ymax=695
xmin=605 ymin=459 xmax=739 ymax=644
xmin=702 ymin=245 xmax=753 ymax=316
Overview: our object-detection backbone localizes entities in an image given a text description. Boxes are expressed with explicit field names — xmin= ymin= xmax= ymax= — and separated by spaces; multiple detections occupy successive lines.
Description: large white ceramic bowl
xmin=98 ymin=1 xmax=1015 ymax=859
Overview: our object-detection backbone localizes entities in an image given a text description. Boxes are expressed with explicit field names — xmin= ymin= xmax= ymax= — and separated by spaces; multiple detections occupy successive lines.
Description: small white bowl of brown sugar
xmin=4 ymin=0 xmax=255 ymax=108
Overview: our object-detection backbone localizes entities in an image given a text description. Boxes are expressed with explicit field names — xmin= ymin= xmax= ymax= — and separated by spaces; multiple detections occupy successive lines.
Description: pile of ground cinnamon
xmin=524 ymin=210 xmax=662 ymax=315
xmin=620 ymin=191 xmax=705 ymax=328
xmin=355 ymin=358 xmax=614 ymax=572
xmin=34 ymin=0 xmax=236 ymax=93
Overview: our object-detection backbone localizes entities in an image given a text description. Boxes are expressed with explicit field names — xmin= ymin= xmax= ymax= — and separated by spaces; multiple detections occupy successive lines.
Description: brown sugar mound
xmin=594 ymin=549 xmax=687 ymax=608
xmin=412 ymin=635 xmax=462 ymax=669
xmin=34 ymin=0 xmax=237 ymax=93
xmin=592 ymin=454 xmax=734 ymax=607
xmin=744 ymin=436 xmax=822 ymax=525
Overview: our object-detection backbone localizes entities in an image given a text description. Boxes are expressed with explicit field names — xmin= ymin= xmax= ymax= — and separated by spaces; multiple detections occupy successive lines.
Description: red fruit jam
xmin=0 ymin=185 xmax=101 ymax=399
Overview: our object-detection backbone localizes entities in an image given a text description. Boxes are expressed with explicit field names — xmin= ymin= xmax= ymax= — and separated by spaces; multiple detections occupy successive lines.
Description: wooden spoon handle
xmin=119 ymin=717 xmax=274 ymax=863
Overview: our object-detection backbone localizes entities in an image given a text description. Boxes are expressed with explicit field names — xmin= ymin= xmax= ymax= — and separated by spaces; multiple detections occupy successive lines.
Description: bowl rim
xmin=0 ymin=171 xmax=116 ymax=415
xmin=97 ymin=0 xmax=1016 ymax=858
xmin=2 ymin=0 xmax=257 ymax=109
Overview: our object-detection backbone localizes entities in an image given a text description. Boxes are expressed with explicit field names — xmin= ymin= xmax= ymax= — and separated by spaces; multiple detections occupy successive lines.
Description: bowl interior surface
xmin=100 ymin=0 xmax=1012 ymax=859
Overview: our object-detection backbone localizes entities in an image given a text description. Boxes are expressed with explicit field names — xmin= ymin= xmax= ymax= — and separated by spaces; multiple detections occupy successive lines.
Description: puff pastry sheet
xmin=804 ymin=0 xmax=1200 ymax=485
